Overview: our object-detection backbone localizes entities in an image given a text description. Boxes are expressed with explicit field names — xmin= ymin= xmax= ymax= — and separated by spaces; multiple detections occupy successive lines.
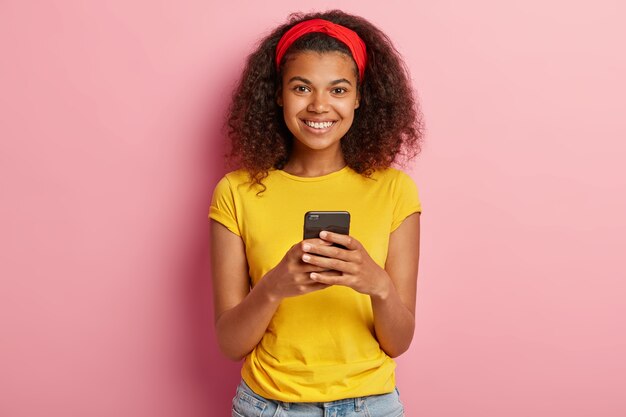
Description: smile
xmin=303 ymin=120 xmax=336 ymax=129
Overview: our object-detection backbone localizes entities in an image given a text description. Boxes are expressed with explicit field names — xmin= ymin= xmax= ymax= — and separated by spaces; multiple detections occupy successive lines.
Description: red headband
xmin=275 ymin=18 xmax=367 ymax=82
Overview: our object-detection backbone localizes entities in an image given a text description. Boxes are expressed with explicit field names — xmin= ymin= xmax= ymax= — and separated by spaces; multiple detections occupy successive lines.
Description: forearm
xmin=215 ymin=278 xmax=280 ymax=361
xmin=371 ymin=275 xmax=416 ymax=358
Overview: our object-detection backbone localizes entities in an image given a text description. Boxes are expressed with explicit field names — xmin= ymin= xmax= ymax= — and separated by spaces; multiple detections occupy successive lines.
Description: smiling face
xmin=277 ymin=51 xmax=360 ymax=157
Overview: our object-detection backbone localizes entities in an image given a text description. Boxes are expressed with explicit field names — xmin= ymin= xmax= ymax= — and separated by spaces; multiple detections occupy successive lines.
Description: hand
xmin=301 ymin=231 xmax=391 ymax=299
xmin=261 ymin=238 xmax=340 ymax=301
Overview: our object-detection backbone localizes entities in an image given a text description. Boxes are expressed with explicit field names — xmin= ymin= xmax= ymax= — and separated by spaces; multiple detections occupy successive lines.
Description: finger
xmin=319 ymin=231 xmax=359 ymax=250
xmin=301 ymin=264 xmax=335 ymax=273
xmin=299 ymin=273 xmax=332 ymax=287
xmin=309 ymin=272 xmax=344 ymax=285
xmin=300 ymin=240 xmax=335 ymax=255
xmin=302 ymin=281 xmax=331 ymax=291
xmin=302 ymin=243 xmax=352 ymax=261
xmin=300 ymin=239 xmax=333 ymax=252
xmin=302 ymin=253 xmax=350 ymax=272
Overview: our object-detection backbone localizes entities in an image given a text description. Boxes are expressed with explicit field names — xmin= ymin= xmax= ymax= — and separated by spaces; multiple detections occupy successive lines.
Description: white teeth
xmin=304 ymin=120 xmax=334 ymax=129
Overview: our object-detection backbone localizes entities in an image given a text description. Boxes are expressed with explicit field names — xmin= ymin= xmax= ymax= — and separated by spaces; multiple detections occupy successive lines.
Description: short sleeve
xmin=208 ymin=176 xmax=241 ymax=236
xmin=390 ymin=171 xmax=422 ymax=232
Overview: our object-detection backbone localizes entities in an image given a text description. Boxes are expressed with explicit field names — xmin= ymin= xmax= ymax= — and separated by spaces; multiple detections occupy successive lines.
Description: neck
xmin=282 ymin=148 xmax=346 ymax=177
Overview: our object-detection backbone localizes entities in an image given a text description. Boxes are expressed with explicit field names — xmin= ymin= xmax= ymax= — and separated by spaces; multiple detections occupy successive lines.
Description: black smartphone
xmin=303 ymin=211 xmax=351 ymax=246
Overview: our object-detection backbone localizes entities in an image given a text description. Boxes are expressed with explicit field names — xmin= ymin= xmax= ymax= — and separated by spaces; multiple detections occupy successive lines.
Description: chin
xmin=297 ymin=137 xmax=340 ymax=151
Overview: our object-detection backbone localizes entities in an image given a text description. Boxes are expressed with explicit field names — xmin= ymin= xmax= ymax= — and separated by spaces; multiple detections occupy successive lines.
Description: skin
xmin=211 ymin=51 xmax=421 ymax=361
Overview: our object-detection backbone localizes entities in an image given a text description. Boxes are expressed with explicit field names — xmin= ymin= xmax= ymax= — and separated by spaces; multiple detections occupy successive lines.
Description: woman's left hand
xmin=301 ymin=231 xmax=391 ymax=299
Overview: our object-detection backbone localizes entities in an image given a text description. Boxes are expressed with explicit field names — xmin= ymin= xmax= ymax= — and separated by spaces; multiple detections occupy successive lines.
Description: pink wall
xmin=1 ymin=0 xmax=624 ymax=416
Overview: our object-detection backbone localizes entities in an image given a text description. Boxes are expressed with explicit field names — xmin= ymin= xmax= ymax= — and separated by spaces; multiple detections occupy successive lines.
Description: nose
xmin=307 ymin=92 xmax=329 ymax=113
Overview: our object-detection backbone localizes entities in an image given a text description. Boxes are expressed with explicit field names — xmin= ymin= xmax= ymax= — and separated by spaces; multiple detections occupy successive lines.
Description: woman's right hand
xmin=261 ymin=238 xmax=339 ymax=301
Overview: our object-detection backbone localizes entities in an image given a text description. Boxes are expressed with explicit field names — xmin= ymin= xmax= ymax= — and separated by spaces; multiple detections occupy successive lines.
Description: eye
xmin=293 ymin=85 xmax=310 ymax=93
xmin=332 ymin=87 xmax=348 ymax=95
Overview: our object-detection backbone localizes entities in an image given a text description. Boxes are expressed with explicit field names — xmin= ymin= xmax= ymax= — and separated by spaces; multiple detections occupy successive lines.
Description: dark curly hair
xmin=226 ymin=9 xmax=424 ymax=189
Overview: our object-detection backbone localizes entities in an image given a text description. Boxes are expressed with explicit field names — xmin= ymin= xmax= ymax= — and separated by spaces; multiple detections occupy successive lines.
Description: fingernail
xmin=302 ymin=254 xmax=310 ymax=262
xmin=302 ymin=244 xmax=311 ymax=252
xmin=320 ymin=231 xmax=327 ymax=238
xmin=310 ymin=273 xmax=318 ymax=280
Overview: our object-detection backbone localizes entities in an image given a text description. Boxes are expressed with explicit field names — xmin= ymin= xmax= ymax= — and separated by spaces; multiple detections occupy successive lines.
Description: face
xmin=277 ymin=51 xmax=360 ymax=155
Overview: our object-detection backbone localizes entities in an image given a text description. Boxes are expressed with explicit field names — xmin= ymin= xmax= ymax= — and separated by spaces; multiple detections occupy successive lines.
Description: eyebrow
xmin=287 ymin=76 xmax=353 ymax=86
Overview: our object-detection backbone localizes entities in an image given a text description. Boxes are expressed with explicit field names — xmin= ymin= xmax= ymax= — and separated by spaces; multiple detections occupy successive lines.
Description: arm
xmin=302 ymin=212 xmax=421 ymax=357
xmin=371 ymin=212 xmax=420 ymax=357
xmin=210 ymin=220 xmax=279 ymax=360
xmin=210 ymin=220 xmax=333 ymax=360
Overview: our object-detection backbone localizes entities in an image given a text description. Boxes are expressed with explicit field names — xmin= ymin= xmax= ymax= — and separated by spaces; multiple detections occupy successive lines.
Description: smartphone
xmin=303 ymin=211 xmax=350 ymax=246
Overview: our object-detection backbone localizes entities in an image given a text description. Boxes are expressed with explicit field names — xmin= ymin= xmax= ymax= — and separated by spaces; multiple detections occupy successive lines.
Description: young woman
xmin=209 ymin=10 xmax=424 ymax=417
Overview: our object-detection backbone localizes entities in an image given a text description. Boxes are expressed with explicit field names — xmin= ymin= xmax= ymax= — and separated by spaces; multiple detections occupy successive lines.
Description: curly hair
xmin=225 ymin=9 xmax=424 ymax=189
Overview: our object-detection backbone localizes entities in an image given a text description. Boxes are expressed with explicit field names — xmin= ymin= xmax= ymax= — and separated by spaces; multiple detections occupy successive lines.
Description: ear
xmin=354 ymin=91 xmax=361 ymax=109
xmin=276 ymin=88 xmax=283 ymax=107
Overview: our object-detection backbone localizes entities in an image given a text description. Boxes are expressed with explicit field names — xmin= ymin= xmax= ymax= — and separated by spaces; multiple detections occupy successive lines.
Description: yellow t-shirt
xmin=209 ymin=166 xmax=421 ymax=402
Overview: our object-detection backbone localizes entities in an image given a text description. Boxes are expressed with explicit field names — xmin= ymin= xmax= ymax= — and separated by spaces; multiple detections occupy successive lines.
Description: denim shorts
xmin=232 ymin=379 xmax=405 ymax=417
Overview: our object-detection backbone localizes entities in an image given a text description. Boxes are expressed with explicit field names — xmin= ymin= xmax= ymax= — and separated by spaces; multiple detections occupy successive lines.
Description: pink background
xmin=1 ymin=0 xmax=625 ymax=416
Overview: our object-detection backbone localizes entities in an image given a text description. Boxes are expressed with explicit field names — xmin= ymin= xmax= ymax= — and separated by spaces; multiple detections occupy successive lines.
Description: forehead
xmin=282 ymin=51 xmax=358 ymax=82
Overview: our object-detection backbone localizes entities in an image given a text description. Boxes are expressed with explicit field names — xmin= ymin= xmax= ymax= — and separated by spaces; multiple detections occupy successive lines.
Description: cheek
xmin=282 ymin=106 xmax=299 ymax=124
xmin=280 ymin=102 xmax=300 ymax=131
xmin=338 ymin=102 xmax=357 ymax=120
xmin=282 ymin=97 xmax=303 ymax=116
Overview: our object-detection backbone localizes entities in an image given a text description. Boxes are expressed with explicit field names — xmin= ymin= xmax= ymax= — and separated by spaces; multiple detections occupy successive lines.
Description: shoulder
xmin=212 ymin=169 xmax=251 ymax=191
xmin=221 ymin=169 xmax=251 ymax=185
xmin=211 ymin=169 xmax=247 ymax=201
xmin=370 ymin=167 xmax=418 ymax=188
xmin=371 ymin=167 xmax=421 ymax=211
xmin=213 ymin=169 xmax=286 ymax=198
